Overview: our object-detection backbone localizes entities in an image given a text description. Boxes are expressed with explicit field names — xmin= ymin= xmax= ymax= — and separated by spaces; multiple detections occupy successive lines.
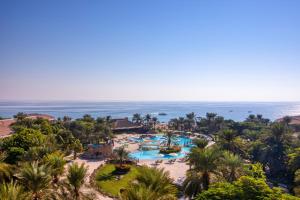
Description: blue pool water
xmin=129 ymin=135 xmax=193 ymax=160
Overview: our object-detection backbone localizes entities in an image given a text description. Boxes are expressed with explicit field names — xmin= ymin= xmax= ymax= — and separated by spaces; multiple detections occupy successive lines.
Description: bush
xmin=6 ymin=147 xmax=25 ymax=164
xmin=114 ymin=164 xmax=131 ymax=174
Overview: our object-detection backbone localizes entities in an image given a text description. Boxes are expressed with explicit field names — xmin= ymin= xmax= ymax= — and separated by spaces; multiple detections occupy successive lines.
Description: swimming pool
xmin=129 ymin=134 xmax=193 ymax=160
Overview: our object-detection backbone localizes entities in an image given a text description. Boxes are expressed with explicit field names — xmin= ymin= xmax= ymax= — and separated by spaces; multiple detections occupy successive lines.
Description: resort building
xmin=85 ymin=141 xmax=113 ymax=159
xmin=111 ymin=118 xmax=143 ymax=133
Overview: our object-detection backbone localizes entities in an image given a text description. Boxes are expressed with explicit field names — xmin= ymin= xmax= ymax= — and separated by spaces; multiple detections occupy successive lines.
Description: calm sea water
xmin=0 ymin=101 xmax=300 ymax=122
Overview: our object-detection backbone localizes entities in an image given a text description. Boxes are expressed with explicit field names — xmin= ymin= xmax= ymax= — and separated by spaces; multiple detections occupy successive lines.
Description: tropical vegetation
xmin=1 ymin=111 xmax=300 ymax=199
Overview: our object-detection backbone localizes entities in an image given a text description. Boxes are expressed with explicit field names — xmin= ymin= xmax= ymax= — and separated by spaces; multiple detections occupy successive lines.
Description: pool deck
xmin=139 ymin=159 xmax=189 ymax=184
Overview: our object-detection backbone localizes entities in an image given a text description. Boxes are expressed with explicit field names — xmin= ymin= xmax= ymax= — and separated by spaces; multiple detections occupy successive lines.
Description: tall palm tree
xmin=264 ymin=123 xmax=290 ymax=177
xmin=178 ymin=117 xmax=185 ymax=131
xmin=144 ymin=114 xmax=152 ymax=127
xmin=132 ymin=113 xmax=142 ymax=124
xmin=206 ymin=113 xmax=217 ymax=134
xmin=0 ymin=181 xmax=30 ymax=200
xmin=206 ymin=113 xmax=217 ymax=123
xmin=113 ymin=146 xmax=129 ymax=167
xmin=17 ymin=162 xmax=52 ymax=200
xmin=214 ymin=116 xmax=224 ymax=131
xmin=151 ymin=117 xmax=158 ymax=130
xmin=44 ymin=152 xmax=66 ymax=184
xmin=120 ymin=166 xmax=177 ymax=200
xmin=165 ymin=131 xmax=175 ymax=148
xmin=221 ymin=151 xmax=243 ymax=182
xmin=186 ymin=112 xmax=196 ymax=131
xmin=65 ymin=162 xmax=88 ymax=200
xmin=187 ymin=148 xmax=221 ymax=190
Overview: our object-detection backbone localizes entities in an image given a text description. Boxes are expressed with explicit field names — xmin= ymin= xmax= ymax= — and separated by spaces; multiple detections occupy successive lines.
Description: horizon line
xmin=0 ymin=99 xmax=300 ymax=103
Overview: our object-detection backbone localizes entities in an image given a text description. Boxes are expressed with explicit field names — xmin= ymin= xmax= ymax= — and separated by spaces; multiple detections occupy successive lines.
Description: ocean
xmin=0 ymin=101 xmax=300 ymax=122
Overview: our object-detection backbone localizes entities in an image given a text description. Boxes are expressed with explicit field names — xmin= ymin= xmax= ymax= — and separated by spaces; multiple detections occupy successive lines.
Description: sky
xmin=0 ymin=0 xmax=300 ymax=102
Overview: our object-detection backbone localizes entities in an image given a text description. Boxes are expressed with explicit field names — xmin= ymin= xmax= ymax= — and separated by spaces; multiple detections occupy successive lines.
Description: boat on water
xmin=158 ymin=112 xmax=167 ymax=116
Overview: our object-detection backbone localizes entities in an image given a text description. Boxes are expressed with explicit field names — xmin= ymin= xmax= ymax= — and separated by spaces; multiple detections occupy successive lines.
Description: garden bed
xmin=159 ymin=146 xmax=181 ymax=154
xmin=94 ymin=164 xmax=139 ymax=197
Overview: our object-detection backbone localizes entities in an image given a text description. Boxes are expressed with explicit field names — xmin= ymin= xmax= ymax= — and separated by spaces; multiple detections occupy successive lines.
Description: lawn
xmin=95 ymin=164 xmax=139 ymax=197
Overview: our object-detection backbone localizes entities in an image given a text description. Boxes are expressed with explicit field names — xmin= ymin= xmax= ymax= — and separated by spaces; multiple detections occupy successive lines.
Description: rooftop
xmin=111 ymin=118 xmax=142 ymax=130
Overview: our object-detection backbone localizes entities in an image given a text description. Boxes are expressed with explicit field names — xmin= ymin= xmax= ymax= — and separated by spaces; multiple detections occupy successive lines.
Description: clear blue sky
xmin=1 ymin=0 xmax=300 ymax=101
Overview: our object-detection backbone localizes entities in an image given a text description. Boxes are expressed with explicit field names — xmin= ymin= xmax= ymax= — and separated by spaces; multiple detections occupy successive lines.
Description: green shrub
xmin=115 ymin=164 xmax=131 ymax=174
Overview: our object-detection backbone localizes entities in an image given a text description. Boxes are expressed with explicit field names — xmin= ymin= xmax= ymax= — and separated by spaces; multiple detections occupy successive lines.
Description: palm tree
xmin=187 ymin=148 xmax=221 ymax=190
xmin=13 ymin=112 xmax=27 ymax=121
xmin=183 ymin=171 xmax=202 ymax=199
xmin=0 ymin=152 xmax=13 ymax=182
xmin=63 ymin=116 xmax=72 ymax=123
xmin=17 ymin=162 xmax=52 ymax=200
xmin=144 ymin=114 xmax=152 ymax=127
xmin=113 ymin=146 xmax=129 ymax=167
xmin=221 ymin=151 xmax=243 ymax=182
xmin=168 ymin=118 xmax=178 ymax=130
xmin=120 ymin=166 xmax=177 ymax=200
xmin=214 ymin=116 xmax=224 ymax=131
xmin=256 ymin=114 xmax=263 ymax=122
xmin=165 ymin=131 xmax=175 ymax=148
xmin=120 ymin=184 xmax=158 ymax=200
xmin=152 ymin=117 xmax=158 ymax=130
xmin=206 ymin=113 xmax=217 ymax=123
xmin=44 ymin=152 xmax=66 ymax=184
xmin=247 ymin=114 xmax=256 ymax=122
xmin=22 ymin=146 xmax=51 ymax=162
xmin=264 ymin=123 xmax=290 ymax=177
xmin=132 ymin=113 xmax=142 ymax=124
xmin=65 ymin=162 xmax=88 ymax=200
xmin=0 ymin=181 xmax=30 ymax=200
xmin=271 ymin=122 xmax=288 ymax=142
xmin=186 ymin=112 xmax=196 ymax=131
xmin=282 ymin=116 xmax=292 ymax=127
xmin=178 ymin=117 xmax=185 ymax=131
xmin=193 ymin=138 xmax=208 ymax=149
xmin=206 ymin=113 xmax=217 ymax=134
xmin=217 ymin=129 xmax=237 ymax=153
xmin=72 ymin=139 xmax=83 ymax=160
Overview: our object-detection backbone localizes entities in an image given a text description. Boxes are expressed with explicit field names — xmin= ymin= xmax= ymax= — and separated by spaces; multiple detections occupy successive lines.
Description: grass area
xmin=95 ymin=164 xmax=139 ymax=197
